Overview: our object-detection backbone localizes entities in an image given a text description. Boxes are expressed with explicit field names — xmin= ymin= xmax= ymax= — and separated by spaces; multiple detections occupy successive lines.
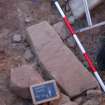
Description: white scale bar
xmin=73 ymin=34 xmax=86 ymax=54
xmin=94 ymin=72 xmax=105 ymax=92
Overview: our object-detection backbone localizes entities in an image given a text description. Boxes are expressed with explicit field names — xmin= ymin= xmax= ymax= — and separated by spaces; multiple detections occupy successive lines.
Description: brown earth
xmin=0 ymin=0 xmax=105 ymax=105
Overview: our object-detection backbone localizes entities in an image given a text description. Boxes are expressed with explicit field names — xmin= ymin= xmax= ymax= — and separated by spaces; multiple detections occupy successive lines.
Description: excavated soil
xmin=0 ymin=0 xmax=105 ymax=105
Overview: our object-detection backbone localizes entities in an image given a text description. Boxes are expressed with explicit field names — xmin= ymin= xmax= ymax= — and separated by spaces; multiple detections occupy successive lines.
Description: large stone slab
xmin=26 ymin=21 xmax=99 ymax=97
xmin=10 ymin=64 xmax=44 ymax=99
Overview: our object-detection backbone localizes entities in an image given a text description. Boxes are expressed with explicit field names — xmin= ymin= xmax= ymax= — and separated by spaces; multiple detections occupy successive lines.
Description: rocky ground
xmin=0 ymin=0 xmax=105 ymax=105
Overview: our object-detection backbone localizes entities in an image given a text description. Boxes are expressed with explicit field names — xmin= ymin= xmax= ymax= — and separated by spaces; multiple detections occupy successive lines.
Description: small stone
xmin=68 ymin=16 xmax=75 ymax=23
xmin=53 ymin=22 xmax=76 ymax=48
xmin=83 ymin=99 xmax=100 ymax=105
xmin=66 ymin=37 xmax=76 ymax=48
xmin=87 ymin=89 xmax=102 ymax=96
xmin=53 ymin=22 xmax=69 ymax=40
xmin=59 ymin=94 xmax=70 ymax=104
xmin=74 ymin=97 xmax=83 ymax=105
xmin=23 ymin=48 xmax=34 ymax=61
xmin=10 ymin=64 xmax=44 ymax=99
xmin=53 ymin=22 xmax=64 ymax=35
xmin=12 ymin=33 xmax=22 ymax=42
xmin=25 ymin=16 xmax=33 ymax=23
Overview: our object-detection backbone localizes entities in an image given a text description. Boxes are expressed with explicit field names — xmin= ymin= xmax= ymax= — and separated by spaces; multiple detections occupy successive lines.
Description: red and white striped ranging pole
xmin=53 ymin=0 xmax=105 ymax=92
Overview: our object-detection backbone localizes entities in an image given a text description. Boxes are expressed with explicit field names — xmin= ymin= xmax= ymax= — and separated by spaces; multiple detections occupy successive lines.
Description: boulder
xmin=53 ymin=22 xmax=76 ymax=48
xmin=10 ymin=64 xmax=44 ymax=99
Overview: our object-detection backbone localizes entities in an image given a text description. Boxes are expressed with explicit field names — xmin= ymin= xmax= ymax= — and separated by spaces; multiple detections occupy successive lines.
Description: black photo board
xmin=30 ymin=80 xmax=60 ymax=105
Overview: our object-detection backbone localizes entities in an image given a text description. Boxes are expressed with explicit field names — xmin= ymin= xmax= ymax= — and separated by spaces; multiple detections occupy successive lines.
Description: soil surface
xmin=0 ymin=0 xmax=105 ymax=105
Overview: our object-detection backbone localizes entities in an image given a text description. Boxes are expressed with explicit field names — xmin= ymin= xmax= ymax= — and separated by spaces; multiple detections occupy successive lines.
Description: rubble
xmin=10 ymin=64 xmax=44 ymax=99
xmin=53 ymin=22 xmax=68 ymax=40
